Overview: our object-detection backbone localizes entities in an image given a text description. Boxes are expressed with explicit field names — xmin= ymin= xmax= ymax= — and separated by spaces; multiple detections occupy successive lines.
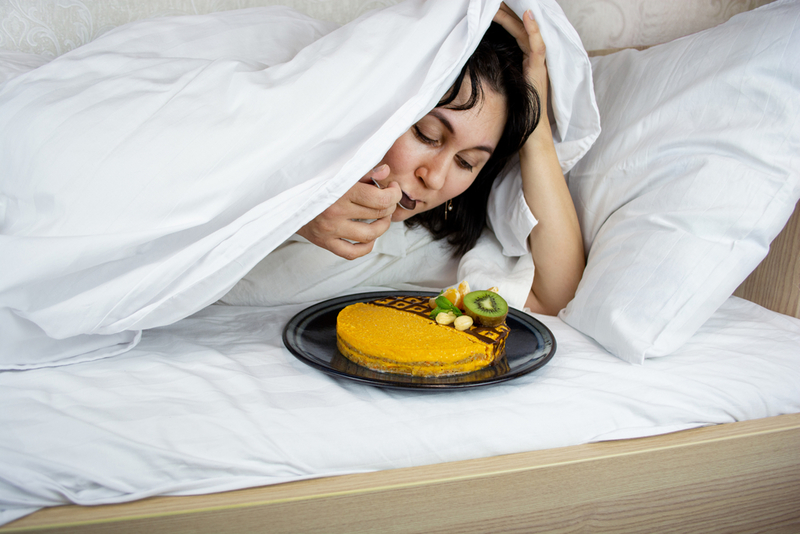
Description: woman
xmin=246 ymin=6 xmax=584 ymax=315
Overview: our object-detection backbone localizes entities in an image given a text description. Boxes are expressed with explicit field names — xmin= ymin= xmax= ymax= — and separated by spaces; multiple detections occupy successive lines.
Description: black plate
xmin=282 ymin=291 xmax=556 ymax=390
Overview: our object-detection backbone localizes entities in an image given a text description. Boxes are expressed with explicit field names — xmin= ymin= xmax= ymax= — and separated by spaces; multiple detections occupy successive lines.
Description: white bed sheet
xmin=1 ymin=294 xmax=799 ymax=525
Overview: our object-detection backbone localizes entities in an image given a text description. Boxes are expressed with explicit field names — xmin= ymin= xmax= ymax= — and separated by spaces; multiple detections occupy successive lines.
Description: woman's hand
xmin=494 ymin=5 xmax=586 ymax=315
xmin=493 ymin=4 xmax=550 ymax=127
xmin=296 ymin=164 xmax=403 ymax=260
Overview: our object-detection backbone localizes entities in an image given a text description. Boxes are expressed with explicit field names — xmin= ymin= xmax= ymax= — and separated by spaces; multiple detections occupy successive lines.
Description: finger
xmin=523 ymin=10 xmax=547 ymax=59
xmin=346 ymin=183 xmax=400 ymax=219
xmin=355 ymin=164 xmax=399 ymax=217
xmin=493 ymin=5 xmax=523 ymax=31
xmin=340 ymin=214 xmax=393 ymax=244
xmin=497 ymin=2 xmax=521 ymax=23
xmin=360 ymin=213 xmax=393 ymax=240
xmin=381 ymin=181 xmax=403 ymax=212
xmin=357 ymin=179 xmax=402 ymax=210
xmin=384 ymin=180 xmax=402 ymax=197
xmin=327 ymin=214 xmax=393 ymax=260
xmin=324 ymin=238 xmax=376 ymax=261
xmin=358 ymin=163 xmax=390 ymax=184
xmin=318 ymin=183 xmax=397 ymax=223
xmin=303 ymin=211 xmax=388 ymax=245
xmin=492 ymin=6 xmax=529 ymax=54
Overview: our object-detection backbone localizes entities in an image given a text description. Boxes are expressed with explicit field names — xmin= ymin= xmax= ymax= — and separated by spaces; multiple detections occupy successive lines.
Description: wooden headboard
xmin=734 ymin=200 xmax=800 ymax=318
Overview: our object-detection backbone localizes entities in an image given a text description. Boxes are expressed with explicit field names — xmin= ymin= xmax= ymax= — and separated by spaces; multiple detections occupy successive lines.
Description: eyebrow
xmin=429 ymin=109 xmax=495 ymax=155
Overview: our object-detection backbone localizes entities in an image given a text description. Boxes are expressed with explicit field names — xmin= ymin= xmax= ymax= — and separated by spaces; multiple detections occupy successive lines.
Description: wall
xmin=0 ymin=0 xmax=776 ymax=57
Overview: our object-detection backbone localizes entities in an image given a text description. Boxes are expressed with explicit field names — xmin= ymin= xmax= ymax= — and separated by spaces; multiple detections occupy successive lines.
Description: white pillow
xmin=561 ymin=0 xmax=800 ymax=364
xmin=0 ymin=51 xmax=49 ymax=85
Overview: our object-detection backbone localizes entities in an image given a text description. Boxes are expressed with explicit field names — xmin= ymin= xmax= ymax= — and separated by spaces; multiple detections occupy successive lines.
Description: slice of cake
xmin=336 ymin=295 xmax=510 ymax=377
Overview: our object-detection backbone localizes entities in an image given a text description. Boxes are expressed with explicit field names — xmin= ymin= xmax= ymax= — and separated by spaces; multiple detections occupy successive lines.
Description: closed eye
xmin=413 ymin=125 xmax=438 ymax=146
xmin=414 ymin=125 xmax=474 ymax=171
xmin=456 ymin=156 xmax=474 ymax=172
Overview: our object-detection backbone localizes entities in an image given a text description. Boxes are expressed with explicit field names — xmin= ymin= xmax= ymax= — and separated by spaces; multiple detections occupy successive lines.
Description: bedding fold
xmin=0 ymin=0 xmax=599 ymax=369
xmin=0 ymin=1 xmax=495 ymax=368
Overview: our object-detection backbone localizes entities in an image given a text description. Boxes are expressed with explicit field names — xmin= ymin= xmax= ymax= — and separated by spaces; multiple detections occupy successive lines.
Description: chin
xmin=391 ymin=212 xmax=407 ymax=223
xmin=391 ymin=208 xmax=416 ymax=223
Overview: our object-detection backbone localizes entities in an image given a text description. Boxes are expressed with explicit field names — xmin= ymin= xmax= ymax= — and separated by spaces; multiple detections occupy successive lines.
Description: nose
xmin=416 ymin=154 xmax=448 ymax=191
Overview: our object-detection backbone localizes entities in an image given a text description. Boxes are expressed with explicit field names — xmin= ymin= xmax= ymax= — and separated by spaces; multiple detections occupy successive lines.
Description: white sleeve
xmin=486 ymin=161 xmax=538 ymax=258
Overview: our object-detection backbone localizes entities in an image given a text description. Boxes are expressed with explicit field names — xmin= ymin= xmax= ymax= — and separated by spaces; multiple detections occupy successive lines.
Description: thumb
xmin=359 ymin=163 xmax=390 ymax=184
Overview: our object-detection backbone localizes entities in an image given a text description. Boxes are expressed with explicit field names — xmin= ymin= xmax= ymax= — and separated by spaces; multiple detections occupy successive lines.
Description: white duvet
xmin=1 ymin=295 xmax=799 ymax=525
xmin=0 ymin=0 xmax=599 ymax=369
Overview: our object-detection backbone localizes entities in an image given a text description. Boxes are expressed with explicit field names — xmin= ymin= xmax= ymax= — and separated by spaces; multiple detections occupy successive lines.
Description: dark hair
xmin=404 ymin=21 xmax=541 ymax=257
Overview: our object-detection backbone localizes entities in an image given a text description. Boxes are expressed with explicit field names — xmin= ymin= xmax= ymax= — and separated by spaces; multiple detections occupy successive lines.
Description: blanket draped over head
xmin=0 ymin=0 xmax=599 ymax=369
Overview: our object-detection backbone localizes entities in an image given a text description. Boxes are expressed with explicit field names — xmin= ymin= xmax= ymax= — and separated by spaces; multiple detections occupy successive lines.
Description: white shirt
xmin=220 ymin=170 xmax=538 ymax=310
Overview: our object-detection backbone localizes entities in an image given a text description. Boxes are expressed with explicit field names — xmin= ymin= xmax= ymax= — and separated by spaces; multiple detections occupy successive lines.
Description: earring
xmin=444 ymin=199 xmax=453 ymax=220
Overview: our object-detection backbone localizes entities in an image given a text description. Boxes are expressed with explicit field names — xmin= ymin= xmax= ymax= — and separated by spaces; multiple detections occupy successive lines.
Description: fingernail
xmin=373 ymin=163 xmax=388 ymax=173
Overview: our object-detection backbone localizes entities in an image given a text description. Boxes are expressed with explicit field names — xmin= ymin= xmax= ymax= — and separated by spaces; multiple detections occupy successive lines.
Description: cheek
xmin=443 ymin=175 xmax=477 ymax=201
xmin=380 ymin=133 xmax=421 ymax=173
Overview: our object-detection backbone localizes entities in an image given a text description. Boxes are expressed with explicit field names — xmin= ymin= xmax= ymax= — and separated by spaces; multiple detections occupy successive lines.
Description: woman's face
xmin=373 ymin=80 xmax=507 ymax=222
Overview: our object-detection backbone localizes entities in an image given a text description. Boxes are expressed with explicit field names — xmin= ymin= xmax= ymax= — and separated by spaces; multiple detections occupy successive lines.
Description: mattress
xmin=2 ymin=292 xmax=799 ymax=525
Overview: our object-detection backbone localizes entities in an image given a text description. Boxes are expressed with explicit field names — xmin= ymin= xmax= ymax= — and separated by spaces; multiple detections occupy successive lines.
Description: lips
xmin=397 ymin=192 xmax=417 ymax=211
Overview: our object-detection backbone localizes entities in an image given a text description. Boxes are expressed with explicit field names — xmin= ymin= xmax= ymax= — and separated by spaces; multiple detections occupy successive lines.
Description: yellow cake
xmin=336 ymin=295 xmax=509 ymax=377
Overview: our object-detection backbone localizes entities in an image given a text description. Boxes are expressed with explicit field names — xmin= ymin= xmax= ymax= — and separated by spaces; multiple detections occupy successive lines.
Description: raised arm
xmin=493 ymin=5 xmax=585 ymax=315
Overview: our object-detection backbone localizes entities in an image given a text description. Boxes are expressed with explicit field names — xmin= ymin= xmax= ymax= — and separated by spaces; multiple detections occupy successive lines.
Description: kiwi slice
xmin=462 ymin=290 xmax=508 ymax=327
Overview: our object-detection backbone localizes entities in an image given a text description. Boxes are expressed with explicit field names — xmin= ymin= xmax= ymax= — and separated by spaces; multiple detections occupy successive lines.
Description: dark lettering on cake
xmin=371 ymin=295 xmax=510 ymax=345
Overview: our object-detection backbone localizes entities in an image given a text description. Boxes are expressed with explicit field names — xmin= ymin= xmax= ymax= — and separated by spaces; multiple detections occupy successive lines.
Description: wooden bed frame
xmin=4 ymin=412 xmax=799 ymax=534
xmin=2 ymin=12 xmax=799 ymax=534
